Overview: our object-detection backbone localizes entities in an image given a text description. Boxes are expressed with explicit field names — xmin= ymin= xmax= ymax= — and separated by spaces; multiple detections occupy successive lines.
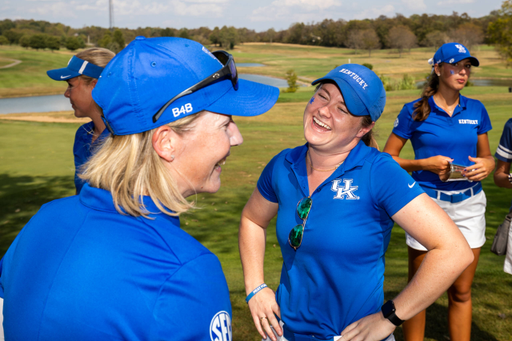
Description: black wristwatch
xmin=381 ymin=300 xmax=404 ymax=326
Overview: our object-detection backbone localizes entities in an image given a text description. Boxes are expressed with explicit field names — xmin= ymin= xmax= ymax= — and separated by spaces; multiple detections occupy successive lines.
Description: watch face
xmin=382 ymin=300 xmax=395 ymax=317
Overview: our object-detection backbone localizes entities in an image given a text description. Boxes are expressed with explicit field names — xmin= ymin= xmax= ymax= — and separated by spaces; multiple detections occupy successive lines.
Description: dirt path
xmin=0 ymin=111 xmax=90 ymax=123
xmin=0 ymin=58 xmax=22 ymax=69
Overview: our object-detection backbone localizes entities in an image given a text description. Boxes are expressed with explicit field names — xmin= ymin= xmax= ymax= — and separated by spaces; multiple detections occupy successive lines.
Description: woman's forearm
xmin=239 ymin=214 xmax=268 ymax=294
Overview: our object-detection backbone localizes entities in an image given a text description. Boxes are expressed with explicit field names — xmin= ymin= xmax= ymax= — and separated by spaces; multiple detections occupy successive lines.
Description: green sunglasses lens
xmin=289 ymin=224 xmax=304 ymax=248
xmin=288 ymin=197 xmax=312 ymax=250
xmin=297 ymin=197 xmax=312 ymax=219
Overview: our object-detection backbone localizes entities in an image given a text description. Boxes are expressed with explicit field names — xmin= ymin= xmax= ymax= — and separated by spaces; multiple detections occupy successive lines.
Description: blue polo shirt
xmin=257 ymin=141 xmax=423 ymax=340
xmin=392 ymin=95 xmax=492 ymax=191
xmin=73 ymin=122 xmax=110 ymax=194
xmin=495 ymin=118 xmax=512 ymax=163
xmin=0 ymin=184 xmax=232 ymax=341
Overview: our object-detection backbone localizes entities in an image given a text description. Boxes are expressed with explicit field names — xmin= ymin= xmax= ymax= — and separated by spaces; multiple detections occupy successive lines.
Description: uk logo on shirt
xmin=331 ymin=179 xmax=359 ymax=200
xmin=210 ymin=311 xmax=232 ymax=341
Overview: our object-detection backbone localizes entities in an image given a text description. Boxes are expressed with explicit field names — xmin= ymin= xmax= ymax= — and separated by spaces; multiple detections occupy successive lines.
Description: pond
xmin=0 ymin=74 xmax=291 ymax=115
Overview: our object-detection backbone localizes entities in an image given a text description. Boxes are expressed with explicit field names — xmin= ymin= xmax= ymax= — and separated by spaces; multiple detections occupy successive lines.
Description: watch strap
xmin=381 ymin=300 xmax=404 ymax=326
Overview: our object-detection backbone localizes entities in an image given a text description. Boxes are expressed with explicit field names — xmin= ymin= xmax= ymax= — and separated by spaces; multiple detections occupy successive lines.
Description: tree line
xmin=0 ymin=6 xmax=509 ymax=58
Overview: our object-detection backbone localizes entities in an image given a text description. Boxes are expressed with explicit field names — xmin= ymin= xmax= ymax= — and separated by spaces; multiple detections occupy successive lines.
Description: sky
xmin=0 ymin=0 xmax=505 ymax=32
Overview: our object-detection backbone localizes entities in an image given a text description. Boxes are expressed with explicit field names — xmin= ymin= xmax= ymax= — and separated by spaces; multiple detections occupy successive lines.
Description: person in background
xmin=0 ymin=37 xmax=279 ymax=340
xmin=383 ymin=42 xmax=494 ymax=341
xmin=46 ymin=47 xmax=115 ymax=194
xmin=494 ymin=118 xmax=512 ymax=275
xmin=239 ymin=64 xmax=473 ymax=341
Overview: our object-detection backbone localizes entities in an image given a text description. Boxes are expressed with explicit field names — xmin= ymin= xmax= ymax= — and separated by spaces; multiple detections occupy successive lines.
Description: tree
xmin=346 ymin=29 xmax=380 ymax=56
xmin=3 ymin=29 xmax=22 ymax=45
xmin=98 ymin=31 xmax=112 ymax=48
xmin=266 ymin=28 xmax=276 ymax=43
xmin=46 ymin=35 xmax=60 ymax=51
xmin=0 ymin=35 xmax=9 ymax=45
xmin=160 ymin=27 xmax=175 ymax=37
xmin=449 ymin=23 xmax=484 ymax=50
xmin=29 ymin=34 xmax=47 ymax=50
xmin=19 ymin=35 xmax=31 ymax=48
xmin=283 ymin=69 xmax=298 ymax=93
xmin=388 ymin=25 xmax=417 ymax=57
xmin=488 ymin=0 xmax=512 ymax=65
xmin=218 ymin=26 xmax=239 ymax=50
xmin=113 ymin=29 xmax=125 ymax=52
xmin=425 ymin=30 xmax=449 ymax=50
xmin=66 ymin=36 xmax=84 ymax=51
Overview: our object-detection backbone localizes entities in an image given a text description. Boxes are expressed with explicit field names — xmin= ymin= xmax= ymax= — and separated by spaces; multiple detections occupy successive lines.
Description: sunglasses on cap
xmin=288 ymin=196 xmax=312 ymax=251
xmin=152 ymin=50 xmax=238 ymax=123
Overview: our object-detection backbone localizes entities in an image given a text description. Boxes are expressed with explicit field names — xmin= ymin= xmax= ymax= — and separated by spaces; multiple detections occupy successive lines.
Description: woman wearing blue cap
xmin=383 ymin=42 xmax=494 ymax=340
xmin=239 ymin=64 xmax=473 ymax=341
xmin=0 ymin=37 xmax=279 ymax=340
xmin=46 ymin=48 xmax=115 ymax=194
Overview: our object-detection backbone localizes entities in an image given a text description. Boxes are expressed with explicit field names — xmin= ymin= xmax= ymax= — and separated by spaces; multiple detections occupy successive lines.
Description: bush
xmin=0 ymin=35 xmax=8 ymax=45
xmin=282 ymin=69 xmax=298 ymax=93
xmin=380 ymin=74 xmax=417 ymax=91
xmin=362 ymin=63 xmax=373 ymax=70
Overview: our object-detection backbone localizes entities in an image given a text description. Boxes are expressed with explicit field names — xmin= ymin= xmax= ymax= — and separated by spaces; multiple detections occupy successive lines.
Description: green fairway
xmin=2 ymin=41 xmax=512 ymax=339
xmin=2 ymin=43 xmax=512 ymax=98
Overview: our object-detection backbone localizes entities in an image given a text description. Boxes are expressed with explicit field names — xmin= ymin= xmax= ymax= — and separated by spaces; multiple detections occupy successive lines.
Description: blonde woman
xmin=0 ymin=37 xmax=279 ymax=340
xmin=47 ymin=47 xmax=115 ymax=193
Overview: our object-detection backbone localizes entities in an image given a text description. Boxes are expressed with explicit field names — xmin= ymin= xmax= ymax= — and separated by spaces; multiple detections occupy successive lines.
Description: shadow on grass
xmin=386 ymin=291 xmax=499 ymax=341
xmin=0 ymin=173 xmax=75 ymax=257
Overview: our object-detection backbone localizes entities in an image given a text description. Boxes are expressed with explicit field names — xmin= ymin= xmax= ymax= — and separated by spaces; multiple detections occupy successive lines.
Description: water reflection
xmin=0 ymin=95 xmax=71 ymax=114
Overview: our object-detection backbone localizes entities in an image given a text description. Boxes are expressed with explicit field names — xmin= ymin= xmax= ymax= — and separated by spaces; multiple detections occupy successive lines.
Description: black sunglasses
xmin=288 ymin=196 xmax=312 ymax=251
xmin=152 ymin=50 xmax=238 ymax=123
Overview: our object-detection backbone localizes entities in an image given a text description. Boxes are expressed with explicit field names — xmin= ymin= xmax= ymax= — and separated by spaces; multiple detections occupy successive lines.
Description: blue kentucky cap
xmin=431 ymin=42 xmax=479 ymax=67
xmin=311 ymin=64 xmax=386 ymax=122
xmin=92 ymin=36 xmax=279 ymax=135
xmin=47 ymin=56 xmax=104 ymax=81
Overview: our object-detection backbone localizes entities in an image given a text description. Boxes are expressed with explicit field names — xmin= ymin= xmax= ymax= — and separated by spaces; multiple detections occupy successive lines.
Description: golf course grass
xmin=1 ymin=43 xmax=512 ymax=340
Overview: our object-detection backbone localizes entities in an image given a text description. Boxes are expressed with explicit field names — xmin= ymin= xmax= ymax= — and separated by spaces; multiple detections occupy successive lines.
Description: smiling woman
xmin=239 ymin=64 xmax=474 ymax=341
xmin=0 ymin=37 xmax=279 ymax=340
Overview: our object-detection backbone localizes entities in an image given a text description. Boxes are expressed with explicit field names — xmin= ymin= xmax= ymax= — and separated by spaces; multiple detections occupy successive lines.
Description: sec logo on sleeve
xmin=210 ymin=311 xmax=232 ymax=341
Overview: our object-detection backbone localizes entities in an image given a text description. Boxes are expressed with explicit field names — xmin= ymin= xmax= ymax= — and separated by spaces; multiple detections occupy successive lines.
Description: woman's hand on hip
xmin=464 ymin=155 xmax=495 ymax=181
xmin=248 ymin=287 xmax=282 ymax=341
xmin=339 ymin=311 xmax=395 ymax=341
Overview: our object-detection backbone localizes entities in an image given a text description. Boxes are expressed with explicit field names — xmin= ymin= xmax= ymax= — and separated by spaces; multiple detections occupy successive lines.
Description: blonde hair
xmin=80 ymin=112 xmax=203 ymax=218
xmin=76 ymin=48 xmax=115 ymax=85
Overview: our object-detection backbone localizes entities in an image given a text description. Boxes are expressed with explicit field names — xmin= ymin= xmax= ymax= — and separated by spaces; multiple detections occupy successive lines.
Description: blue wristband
xmin=246 ymin=283 xmax=268 ymax=303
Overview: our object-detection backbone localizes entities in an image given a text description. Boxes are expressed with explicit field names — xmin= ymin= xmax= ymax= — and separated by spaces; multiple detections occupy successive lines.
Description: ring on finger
xmin=260 ymin=316 xmax=268 ymax=321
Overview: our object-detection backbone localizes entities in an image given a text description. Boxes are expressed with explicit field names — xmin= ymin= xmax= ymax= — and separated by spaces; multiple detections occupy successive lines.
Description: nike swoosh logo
xmin=408 ymin=182 xmax=416 ymax=188
xmin=60 ymin=75 xmax=72 ymax=79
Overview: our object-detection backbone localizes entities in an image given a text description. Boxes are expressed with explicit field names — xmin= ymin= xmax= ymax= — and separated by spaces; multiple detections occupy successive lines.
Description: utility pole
xmin=109 ymin=0 xmax=114 ymax=31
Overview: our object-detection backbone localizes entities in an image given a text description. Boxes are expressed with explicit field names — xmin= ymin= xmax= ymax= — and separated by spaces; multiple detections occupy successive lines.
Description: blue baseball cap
xmin=92 ymin=36 xmax=279 ymax=136
xmin=47 ymin=56 xmax=104 ymax=81
xmin=431 ymin=42 xmax=479 ymax=67
xmin=311 ymin=64 xmax=386 ymax=122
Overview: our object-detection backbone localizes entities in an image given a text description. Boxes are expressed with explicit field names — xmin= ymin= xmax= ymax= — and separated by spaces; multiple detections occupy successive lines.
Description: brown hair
xmin=412 ymin=70 xmax=440 ymax=121
xmin=75 ymin=47 xmax=116 ymax=85
xmin=80 ymin=112 xmax=203 ymax=218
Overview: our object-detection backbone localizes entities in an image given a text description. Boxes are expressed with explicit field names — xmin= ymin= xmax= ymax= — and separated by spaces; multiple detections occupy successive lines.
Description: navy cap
xmin=47 ymin=56 xmax=104 ymax=81
xmin=431 ymin=42 xmax=479 ymax=67
xmin=92 ymin=36 xmax=279 ymax=136
xmin=312 ymin=64 xmax=386 ymax=122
